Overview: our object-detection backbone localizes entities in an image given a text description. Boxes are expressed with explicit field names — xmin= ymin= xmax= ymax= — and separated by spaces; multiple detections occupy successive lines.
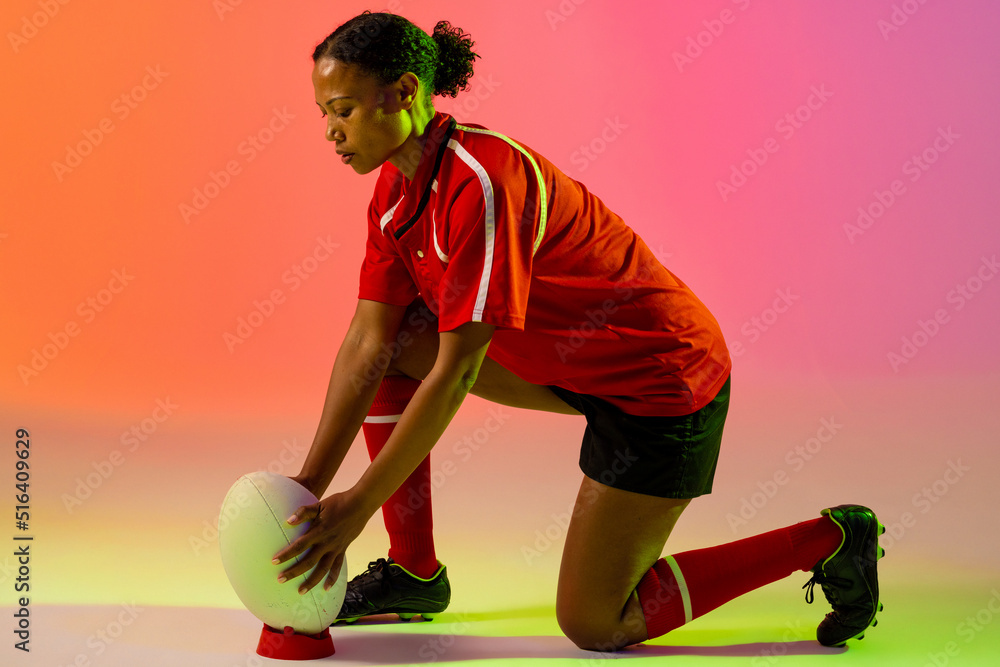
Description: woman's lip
xmin=341 ymin=153 xmax=354 ymax=165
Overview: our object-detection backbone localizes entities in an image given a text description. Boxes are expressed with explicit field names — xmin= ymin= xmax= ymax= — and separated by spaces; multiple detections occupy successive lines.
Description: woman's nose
xmin=326 ymin=122 xmax=343 ymax=143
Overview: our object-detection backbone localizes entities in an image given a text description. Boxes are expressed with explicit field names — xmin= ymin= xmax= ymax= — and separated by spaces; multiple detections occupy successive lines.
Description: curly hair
xmin=312 ymin=12 xmax=479 ymax=101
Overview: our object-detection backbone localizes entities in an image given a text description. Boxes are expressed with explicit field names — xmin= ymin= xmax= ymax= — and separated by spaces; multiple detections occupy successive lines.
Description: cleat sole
xmin=397 ymin=612 xmax=437 ymax=621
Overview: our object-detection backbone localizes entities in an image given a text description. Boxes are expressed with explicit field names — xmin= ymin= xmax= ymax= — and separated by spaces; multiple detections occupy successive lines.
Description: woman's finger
xmin=277 ymin=539 xmax=322 ymax=583
xmin=286 ymin=502 xmax=318 ymax=525
xmin=272 ymin=502 xmax=321 ymax=564
xmin=323 ymin=552 xmax=345 ymax=591
xmin=271 ymin=528 xmax=313 ymax=565
xmin=297 ymin=551 xmax=335 ymax=595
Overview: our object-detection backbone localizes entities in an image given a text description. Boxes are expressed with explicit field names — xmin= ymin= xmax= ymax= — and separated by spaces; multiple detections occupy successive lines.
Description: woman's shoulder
xmin=445 ymin=119 xmax=560 ymax=194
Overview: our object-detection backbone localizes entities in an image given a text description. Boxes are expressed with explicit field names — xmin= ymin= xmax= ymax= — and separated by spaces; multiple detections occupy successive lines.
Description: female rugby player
xmin=272 ymin=11 xmax=883 ymax=651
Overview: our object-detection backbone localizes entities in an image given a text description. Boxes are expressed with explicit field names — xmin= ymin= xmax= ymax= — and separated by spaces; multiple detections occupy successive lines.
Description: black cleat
xmin=334 ymin=557 xmax=451 ymax=624
xmin=803 ymin=504 xmax=885 ymax=647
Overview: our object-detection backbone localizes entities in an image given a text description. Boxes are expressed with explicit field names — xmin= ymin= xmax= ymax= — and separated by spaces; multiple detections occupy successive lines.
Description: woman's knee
xmin=556 ymin=608 xmax=635 ymax=652
xmin=556 ymin=586 xmax=651 ymax=652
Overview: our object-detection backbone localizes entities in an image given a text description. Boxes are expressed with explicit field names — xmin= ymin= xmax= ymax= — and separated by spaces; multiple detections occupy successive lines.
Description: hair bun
xmin=431 ymin=21 xmax=479 ymax=98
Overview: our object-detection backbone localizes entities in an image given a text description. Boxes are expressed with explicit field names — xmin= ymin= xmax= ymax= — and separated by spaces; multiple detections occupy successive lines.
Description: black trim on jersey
xmin=393 ymin=117 xmax=457 ymax=240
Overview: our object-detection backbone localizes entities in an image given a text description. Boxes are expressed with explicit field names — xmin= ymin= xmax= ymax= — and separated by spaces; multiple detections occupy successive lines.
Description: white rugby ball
xmin=219 ymin=471 xmax=347 ymax=634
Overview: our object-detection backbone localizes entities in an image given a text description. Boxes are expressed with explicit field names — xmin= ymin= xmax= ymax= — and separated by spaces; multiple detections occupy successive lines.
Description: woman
xmin=272 ymin=11 xmax=883 ymax=651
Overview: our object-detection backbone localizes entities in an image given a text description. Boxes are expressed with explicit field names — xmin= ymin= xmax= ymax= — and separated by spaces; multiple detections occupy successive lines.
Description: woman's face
xmin=312 ymin=58 xmax=411 ymax=175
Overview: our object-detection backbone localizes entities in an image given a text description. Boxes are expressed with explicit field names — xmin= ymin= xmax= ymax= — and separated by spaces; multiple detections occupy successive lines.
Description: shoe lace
xmin=356 ymin=558 xmax=391 ymax=584
xmin=803 ymin=572 xmax=853 ymax=606
xmin=343 ymin=558 xmax=393 ymax=606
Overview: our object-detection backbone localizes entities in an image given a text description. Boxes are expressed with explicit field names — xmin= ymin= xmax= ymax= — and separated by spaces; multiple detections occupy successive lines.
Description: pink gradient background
xmin=1 ymin=1 xmax=999 ymax=661
xmin=3 ymin=0 xmax=999 ymax=411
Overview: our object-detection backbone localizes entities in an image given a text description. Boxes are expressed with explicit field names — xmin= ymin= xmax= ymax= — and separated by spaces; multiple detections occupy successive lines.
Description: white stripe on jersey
xmin=455 ymin=124 xmax=549 ymax=255
xmin=432 ymin=210 xmax=449 ymax=263
xmin=380 ymin=196 xmax=404 ymax=232
xmin=447 ymin=139 xmax=495 ymax=323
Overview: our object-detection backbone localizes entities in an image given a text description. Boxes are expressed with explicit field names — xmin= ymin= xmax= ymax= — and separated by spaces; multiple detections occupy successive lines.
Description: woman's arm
xmin=293 ymin=298 xmax=407 ymax=498
xmin=350 ymin=320 xmax=495 ymax=517
xmin=275 ymin=319 xmax=495 ymax=593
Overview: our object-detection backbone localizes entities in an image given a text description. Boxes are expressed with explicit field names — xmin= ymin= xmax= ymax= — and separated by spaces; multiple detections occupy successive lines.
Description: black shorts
xmin=548 ymin=375 xmax=731 ymax=499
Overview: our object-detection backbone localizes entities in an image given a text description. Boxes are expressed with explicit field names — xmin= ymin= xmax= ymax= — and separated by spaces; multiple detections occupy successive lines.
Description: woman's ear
xmin=393 ymin=71 xmax=422 ymax=111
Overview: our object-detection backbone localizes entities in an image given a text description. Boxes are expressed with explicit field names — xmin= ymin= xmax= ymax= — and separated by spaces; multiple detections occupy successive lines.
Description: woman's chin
xmin=352 ymin=159 xmax=380 ymax=175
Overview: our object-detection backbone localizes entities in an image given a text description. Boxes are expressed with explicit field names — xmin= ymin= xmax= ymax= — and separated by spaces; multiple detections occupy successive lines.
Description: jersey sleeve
xmin=435 ymin=169 xmax=537 ymax=333
xmin=357 ymin=196 xmax=419 ymax=306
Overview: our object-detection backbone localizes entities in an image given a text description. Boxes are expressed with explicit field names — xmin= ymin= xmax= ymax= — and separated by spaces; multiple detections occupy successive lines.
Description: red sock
xmin=636 ymin=516 xmax=842 ymax=638
xmin=362 ymin=375 xmax=439 ymax=579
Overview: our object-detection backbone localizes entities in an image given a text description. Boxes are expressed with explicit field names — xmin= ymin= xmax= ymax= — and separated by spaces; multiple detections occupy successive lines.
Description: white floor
xmin=7 ymin=561 xmax=1000 ymax=667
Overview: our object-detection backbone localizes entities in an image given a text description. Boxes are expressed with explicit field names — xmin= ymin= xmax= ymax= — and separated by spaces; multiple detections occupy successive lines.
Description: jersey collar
xmin=388 ymin=111 xmax=456 ymax=240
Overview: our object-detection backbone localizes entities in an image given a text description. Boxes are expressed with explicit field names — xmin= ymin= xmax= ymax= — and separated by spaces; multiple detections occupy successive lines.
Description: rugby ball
xmin=218 ymin=471 xmax=347 ymax=634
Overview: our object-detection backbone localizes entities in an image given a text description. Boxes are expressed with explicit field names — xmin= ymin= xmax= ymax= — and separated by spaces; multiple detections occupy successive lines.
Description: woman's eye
xmin=318 ymin=108 xmax=351 ymax=119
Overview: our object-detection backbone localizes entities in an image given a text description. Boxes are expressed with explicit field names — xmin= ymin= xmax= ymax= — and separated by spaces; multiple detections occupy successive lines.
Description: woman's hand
xmin=287 ymin=473 xmax=321 ymax=499
xmin=271 ymin=488 xmax=371 ymax=595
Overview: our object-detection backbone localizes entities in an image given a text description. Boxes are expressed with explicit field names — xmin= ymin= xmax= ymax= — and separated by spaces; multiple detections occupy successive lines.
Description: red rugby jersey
xmin=358 ymin=111 xmax=731 ymax=416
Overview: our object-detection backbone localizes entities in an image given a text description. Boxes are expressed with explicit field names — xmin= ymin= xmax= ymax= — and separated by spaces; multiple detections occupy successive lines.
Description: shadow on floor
xmin=328 ymin=628 xmax=845 ymax=664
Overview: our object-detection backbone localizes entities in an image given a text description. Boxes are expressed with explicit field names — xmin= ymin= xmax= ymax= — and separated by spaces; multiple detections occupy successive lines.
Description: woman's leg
xmin=556 ymin=476 xmax=690 ymax=650
xmin=340 ymin=299 xmax=583 ymax=619
xmin=386 ymin=299 xmax=581 ymax=415
xmin=556 ymin=476 xmax=856 ymax=651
